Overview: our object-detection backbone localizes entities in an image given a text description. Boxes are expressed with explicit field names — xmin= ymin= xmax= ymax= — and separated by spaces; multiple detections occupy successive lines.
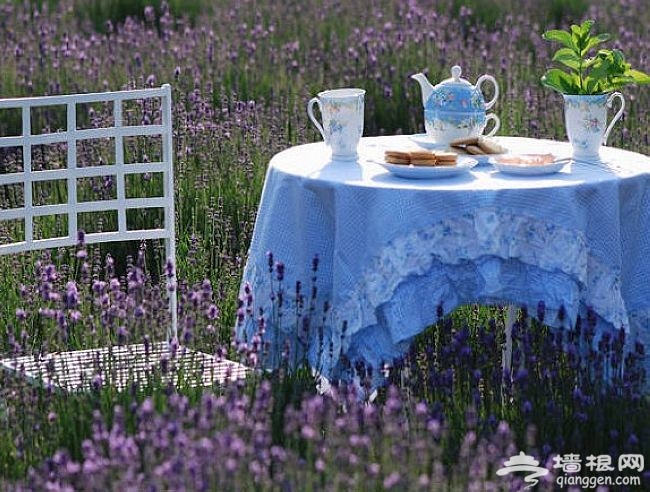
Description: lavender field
xmin=0 ymin=0 xmax=649 ymax=490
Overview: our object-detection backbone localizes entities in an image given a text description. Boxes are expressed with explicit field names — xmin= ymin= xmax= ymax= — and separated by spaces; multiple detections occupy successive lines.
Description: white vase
xmin=563 ymin=93 xmax=625 ymax=161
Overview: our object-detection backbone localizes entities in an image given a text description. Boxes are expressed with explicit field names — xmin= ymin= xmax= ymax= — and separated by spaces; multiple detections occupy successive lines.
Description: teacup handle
xmin=483 ymin=113 xmax=500 ymax=137
xmin=307 ymin=97 xmax=327 ymax=143
xmin=476 ymin=74 xmax=499 ymax=110
xmin=602 ymin=92 xmax=625 ymax=146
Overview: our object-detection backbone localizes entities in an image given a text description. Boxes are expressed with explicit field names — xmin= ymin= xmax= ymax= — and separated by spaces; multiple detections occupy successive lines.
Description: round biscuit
xmin=410 ymin=159 xmax=438 ymax=167
xmin=477 ymin=137 xmax=507 ymax=154
xmin=385 ymin=158 xmax=410 ymax=165
xmin=433 ymin=151 xmax=458 ymax=159
xmin=450 ymin=136 xmax=479 ymax=146
xmin=465 ymin=144 xmax=485 ymax=155
xmin=385 ymin=150 xmax=411 ymax=161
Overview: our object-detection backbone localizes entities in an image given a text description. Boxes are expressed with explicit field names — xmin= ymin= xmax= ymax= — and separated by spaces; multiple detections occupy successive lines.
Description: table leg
xmin=502 ymin=304 xmax=518 ymax=379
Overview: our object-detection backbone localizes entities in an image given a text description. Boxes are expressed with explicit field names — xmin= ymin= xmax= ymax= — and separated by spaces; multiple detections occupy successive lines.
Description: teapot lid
xmin=438 ymin=65 xmax=473 ymax=88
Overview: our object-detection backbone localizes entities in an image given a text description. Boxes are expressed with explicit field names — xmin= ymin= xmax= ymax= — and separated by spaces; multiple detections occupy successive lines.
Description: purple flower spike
xmin=537 ymin=300 xmax=546 ymax=322
xmin=92 ymin=374 xmax=103 ymax=391
xmin=206 ymin=303 xmax=219 ymax=320
xmin=64 ymin=281 xmax=80 ymax=309
xmin=117 ymin=326 xmax=128 ymax=345
xmin=166 ymin=260 xmax=175 ymax=279
xmin=275 ymin=261 xmax=285 ymax=281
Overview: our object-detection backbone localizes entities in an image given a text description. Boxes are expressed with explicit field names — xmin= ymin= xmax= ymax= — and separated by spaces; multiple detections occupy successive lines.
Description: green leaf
xmin=552 ymin=48 xmax=582 ymax=70
xmin=579 ymin=19 xmax=595 ymax=35
xmin=571 ymin=20 xmax=593 ymax=53
xmin=611 ymin=75 xmax=636 ymax=85
xmin=610 ymin=49 xmax=627 ymax=66
xmin=603 ymin=77 xmax=635 ymax=92
xmin=587 ymin=56 xmax=612 ymax=80
xmin=542 ymin=29 xmax=576 ymax=51
xmin=585 ymin=77 xmax=600 ymax=94
xmin=570 ymin=26 xmax=584 ymax=52
xmin=581 ymin=33 xmax=611 ymax=57
xmin=584 ymin=55 xmax=620 ymax=94
xmin=625 ymin=69 xmax=650 ymax=84
xmin=541 ymin=69 xmax=581 ymax=94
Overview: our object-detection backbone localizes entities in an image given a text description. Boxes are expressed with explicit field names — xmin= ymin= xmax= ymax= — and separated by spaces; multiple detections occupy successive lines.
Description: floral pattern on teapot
xmin=423 ymin=110 xmax=499 ymax=143
xmin=426 ymin=112 xmax=484 ymax=131
xmin=429 ymin=86 xmax=485 ymax=112
xmin=412 ymin=65 xmax=500 ymax=145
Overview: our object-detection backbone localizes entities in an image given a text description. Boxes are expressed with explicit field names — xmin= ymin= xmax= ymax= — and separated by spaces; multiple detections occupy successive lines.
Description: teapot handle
xmin=476 ymin=74 xmax=499 ymax=110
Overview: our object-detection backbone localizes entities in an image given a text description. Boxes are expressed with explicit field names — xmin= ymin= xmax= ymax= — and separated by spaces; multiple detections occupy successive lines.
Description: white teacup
xmin=307 ymin=88 xmax=365 ymax=161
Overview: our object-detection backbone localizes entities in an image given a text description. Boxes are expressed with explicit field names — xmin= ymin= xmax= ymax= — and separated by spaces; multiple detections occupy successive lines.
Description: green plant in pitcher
xmin=541 ymin=19 xmax=650 ymax=95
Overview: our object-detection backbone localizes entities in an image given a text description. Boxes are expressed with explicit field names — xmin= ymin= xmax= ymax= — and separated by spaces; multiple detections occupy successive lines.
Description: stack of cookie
xmin=384 ymin=150 xmax=458 ymax=167
xmin=449 ymin=136 xmax=507 ymax=156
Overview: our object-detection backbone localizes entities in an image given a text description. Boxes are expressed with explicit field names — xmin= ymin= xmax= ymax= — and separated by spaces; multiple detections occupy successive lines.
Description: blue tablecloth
xmin=237 ymin=136 xmax=650 ymax=390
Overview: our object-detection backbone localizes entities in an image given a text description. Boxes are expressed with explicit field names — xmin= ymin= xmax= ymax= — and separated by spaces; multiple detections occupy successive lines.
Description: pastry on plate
xmin=409 ymin=150 xmax=439 ymax=166
xmin=384 ymin=150 xmax=411 ymax=165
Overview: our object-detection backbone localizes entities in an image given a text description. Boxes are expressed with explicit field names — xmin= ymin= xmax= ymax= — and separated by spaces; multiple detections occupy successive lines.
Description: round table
xmin=237 ymin=135 xmax=650 ymax=391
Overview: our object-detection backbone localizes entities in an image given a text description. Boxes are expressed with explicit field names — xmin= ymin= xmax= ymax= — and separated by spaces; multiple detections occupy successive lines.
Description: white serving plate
xmin=492 ymin=155 xmax=570 ymax=176
xmin=372 ymin=156 xmax=478 ymax=179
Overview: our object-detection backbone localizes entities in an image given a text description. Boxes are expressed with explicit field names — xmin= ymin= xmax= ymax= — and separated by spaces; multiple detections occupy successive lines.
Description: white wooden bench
xmin=0 ymin=85 xmax=248 ymax=390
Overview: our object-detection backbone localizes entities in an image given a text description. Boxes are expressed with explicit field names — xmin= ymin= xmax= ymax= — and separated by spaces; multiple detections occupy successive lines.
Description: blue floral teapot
xmin=412 ymin=65 xmax=500 ymax=145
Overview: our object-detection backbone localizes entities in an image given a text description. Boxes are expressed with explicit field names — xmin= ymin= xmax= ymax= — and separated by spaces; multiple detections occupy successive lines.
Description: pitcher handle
xmin=483 ymin=113 xmax=500 ymax=137
xmin=602 ymin=92 xmax=625 ymax=146
xmin=307 ymin=97 xmax=327 ymax=142
xmin=476 ymin=74 xmax=499 ymax=110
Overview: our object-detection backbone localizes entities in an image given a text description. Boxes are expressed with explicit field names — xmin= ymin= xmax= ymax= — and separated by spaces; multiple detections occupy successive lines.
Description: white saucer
xmin=371 ymin=156 xmax=478 ymax=179
xmin=492 ymin=155 xmax=570 ymax=176
xmin=408 ymin=133 xmax=448 ymax=149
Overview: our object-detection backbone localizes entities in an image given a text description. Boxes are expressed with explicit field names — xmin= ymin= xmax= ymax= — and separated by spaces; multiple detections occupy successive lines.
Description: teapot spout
xmin=411 ymin=72 xmax=434 ymax=107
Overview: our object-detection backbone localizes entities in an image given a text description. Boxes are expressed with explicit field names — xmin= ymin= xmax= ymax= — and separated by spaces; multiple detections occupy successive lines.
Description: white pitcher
xmin=563 ymin=93 xmax=625 ymax=161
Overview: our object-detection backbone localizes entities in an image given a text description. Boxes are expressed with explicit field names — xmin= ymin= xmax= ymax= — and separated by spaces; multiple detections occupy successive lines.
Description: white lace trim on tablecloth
xmin=337 ymin=208 xmax=628 ymax=343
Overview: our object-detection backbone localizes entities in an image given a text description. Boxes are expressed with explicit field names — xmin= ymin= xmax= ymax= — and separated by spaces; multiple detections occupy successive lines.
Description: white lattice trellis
xmin=0 ymin=85 xmax=248 ymax=390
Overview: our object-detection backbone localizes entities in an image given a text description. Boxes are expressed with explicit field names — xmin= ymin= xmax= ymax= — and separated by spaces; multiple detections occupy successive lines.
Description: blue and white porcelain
xmin=307 ymin=88 xmax=366 ymax=161
xmin=563 ymin=92 xmax=625 ymax=161
xmin=412 ymin=65 xmax=500 ymax=145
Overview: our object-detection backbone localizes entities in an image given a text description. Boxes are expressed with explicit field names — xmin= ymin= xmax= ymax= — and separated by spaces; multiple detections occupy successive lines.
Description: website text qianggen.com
xmin=557 ymin=474 xmax=640 ymax=489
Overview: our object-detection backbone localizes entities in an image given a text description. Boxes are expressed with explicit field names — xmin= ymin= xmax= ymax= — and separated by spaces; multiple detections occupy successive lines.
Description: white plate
xmin=408 ymin=133 xmax=448 ymax=149
xmin=492 ymin=156 xmax=569 ymax=176
xmin=372 ymin=156 xmax=478 ymax=179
